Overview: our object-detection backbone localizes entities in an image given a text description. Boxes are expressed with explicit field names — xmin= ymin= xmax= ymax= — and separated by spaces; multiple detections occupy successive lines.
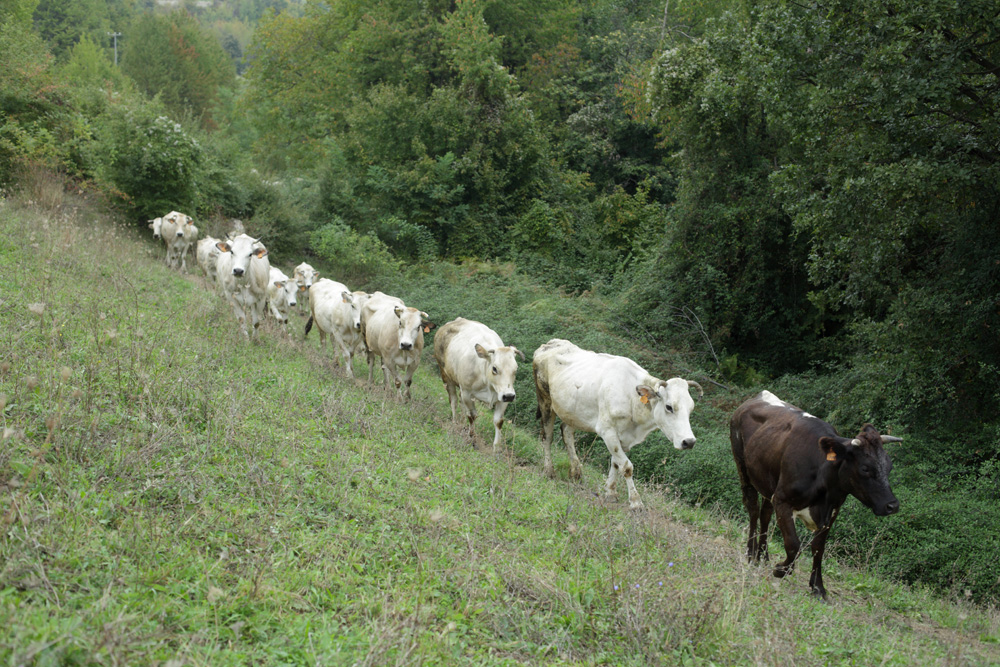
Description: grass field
xmin=1 ymin=177 xmax=998 ymax=665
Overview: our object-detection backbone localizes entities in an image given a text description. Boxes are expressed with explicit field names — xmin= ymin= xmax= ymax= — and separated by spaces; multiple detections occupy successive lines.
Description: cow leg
xmin=367 ymin=350 xmax=378 ymax=384
xmin=603 ymin=434 xmax=641 ymax=509
xmin=561 ymin=424 xmax=583 ymax=481
xmin=444 ymin=381 xmax=459 ymax=422
xmin=461 ymin=391 xmax=477 ymax=438
xmin=741 ymin=488 xmax=762 ymax=562
xmin=538 ymin=404 xmax=556 ymax=479
xmin=491 ymin=401 xmax=509 ymax=454
xmin=333 ymin=333 xmax=353 ymax=376
xmin=772 ymin=501 xmax=801 ymax=578
xmin=808 ymin=509 xmax=838 ymax=599
xmin=757 ymin=497 xmax=774 ymax=562
xmin=401 ymin=359 xmax=418 ymax=401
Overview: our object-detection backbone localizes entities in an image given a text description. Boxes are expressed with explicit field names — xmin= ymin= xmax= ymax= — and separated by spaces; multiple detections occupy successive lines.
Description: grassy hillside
xmin=1 ymin=177 xmax=998 ymax=665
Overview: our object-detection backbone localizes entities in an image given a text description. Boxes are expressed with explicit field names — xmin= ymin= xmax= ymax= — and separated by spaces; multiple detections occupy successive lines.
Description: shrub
xmin=310 ymin=221 xmax=400 ymax=288
xmin=95 ymin=99 xmax=204 ymax=220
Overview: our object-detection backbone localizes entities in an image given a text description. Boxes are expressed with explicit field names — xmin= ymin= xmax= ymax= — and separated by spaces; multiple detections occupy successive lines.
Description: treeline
xmin=1 ymin=0 xmax=998 ymax=601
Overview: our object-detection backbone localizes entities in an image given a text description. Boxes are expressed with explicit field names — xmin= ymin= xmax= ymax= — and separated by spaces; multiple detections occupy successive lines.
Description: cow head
xmin=164 ymin=211 xmax=192 ymax=236
xmin=475 ymin=344 xmax=524 ymax=403
xmin=219 ymin=235 xmax=267 ymax=277
xmin=294 ymin=263 xmax=319 ymax=293
xmin=148 ymin=218 xmax=163 ymax=239
xmin=636 ymin=377 xmax=701 ymax=450
xmin=339 ymin=290 xmax=365 ymax=330
xmin=393 ymin=306 xmax=434 ymax=351
xmin=820 ymin=425 xmax=900 ymax=516
xmin=274 ymin=279 xmax=298 ymax=308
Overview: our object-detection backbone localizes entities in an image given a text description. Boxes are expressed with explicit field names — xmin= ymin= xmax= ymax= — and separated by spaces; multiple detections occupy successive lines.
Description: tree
xmin=121 ymin=11 xmax=235 ymax=129
xmin=32 ymin=0 xmax=110 ymax=60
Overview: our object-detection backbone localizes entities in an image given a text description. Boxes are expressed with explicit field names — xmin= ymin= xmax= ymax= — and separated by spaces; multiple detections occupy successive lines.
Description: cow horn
xmin=687 ymin=380 xmax=704 ymax=397
xmin=880 ymin=435 xmax=903 ymax=444
xmin=850 ymin=438 xmax=862 ymax=446
xmin=512 ymin=347 xmax=526 ymax=361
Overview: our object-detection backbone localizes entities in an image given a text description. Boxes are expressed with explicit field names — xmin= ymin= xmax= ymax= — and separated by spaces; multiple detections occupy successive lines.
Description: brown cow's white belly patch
xmin=793 ymin=508 xmax=819 ymax=532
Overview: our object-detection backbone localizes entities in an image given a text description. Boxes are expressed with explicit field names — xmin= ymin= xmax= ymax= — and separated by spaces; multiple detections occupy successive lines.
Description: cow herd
xmin=149 ymin=214 xmax=903 ymax=600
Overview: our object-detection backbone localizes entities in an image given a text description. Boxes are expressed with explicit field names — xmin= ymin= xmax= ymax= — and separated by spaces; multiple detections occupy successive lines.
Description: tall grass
xmin=1 ymin=172 xmax=998 ymax=665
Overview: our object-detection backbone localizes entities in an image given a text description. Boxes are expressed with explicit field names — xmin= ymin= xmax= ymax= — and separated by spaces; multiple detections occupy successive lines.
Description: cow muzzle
xmin=233 ymin=267 xmax=244 ymax=277
xmin=882 ymin=499 xmax=900 ymax=515
xmin=399 ymin=342 xmax=413 ymax=351
xmin=502 ymin=393 xmax=516 ymax=403
xmin=680 ymin=437 xmax=696 ymax=450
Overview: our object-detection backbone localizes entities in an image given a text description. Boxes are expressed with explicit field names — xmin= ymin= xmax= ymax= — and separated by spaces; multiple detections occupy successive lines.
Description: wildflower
xmin=668 ymin=562 xmax=674 ymax=567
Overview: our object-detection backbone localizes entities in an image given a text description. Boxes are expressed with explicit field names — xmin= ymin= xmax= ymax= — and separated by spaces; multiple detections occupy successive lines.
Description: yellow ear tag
xmin=640 ymin=394 xmax=649 ymax=405
xmin=826 ymin=451 xmax=837 ymax=462
xmin=423 ymin=326 xmax=430 ymax=333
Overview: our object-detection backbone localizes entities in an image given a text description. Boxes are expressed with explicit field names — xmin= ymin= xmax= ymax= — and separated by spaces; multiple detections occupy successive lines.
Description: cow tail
xmin=304 ymin=315 xmax=313 ymax=337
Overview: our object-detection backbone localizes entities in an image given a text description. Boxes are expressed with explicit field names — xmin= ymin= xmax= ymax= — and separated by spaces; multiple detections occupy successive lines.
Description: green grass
xmin=1 ymin=177 xmax=999 ymax=665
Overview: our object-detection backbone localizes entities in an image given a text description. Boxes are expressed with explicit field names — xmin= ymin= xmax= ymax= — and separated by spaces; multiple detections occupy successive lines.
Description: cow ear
xmin=299 ymin=284 xmax=307 ymax=292
xmin=254 ymin=247 xmax=268 ymax=258
xmin=274 ymin=280 xmax=285 ymax=288
xmin=422 ymin=321 xmax=436 ymax=333
xmin=216 ymin=241 xmax=231 ymax=252
xmin=819 ymin=437 xmax=849 ymax=463
xmin=341 ymin=291 xmax=352 ymax=303
xmin=636 ymin=385 xmax=656 ymax=405
xmin=394 ymin=305 xmax=404 ymax=319
xmin=475 ymin=344 xmax=492 ymax=359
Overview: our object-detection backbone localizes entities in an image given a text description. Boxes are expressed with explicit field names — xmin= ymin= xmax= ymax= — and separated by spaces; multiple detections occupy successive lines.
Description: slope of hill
xmin=1 ymin=177 xmax=998 ymax=665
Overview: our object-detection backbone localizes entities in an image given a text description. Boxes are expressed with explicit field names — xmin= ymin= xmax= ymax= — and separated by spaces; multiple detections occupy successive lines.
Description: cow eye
xmin=665 ymin=404 xmax=674 ymax=413
xmin=492 ymin=366 xmax=498 ymax=375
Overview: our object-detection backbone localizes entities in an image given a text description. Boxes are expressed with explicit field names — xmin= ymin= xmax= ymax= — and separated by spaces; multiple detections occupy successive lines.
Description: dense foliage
xmin=1 ymin=0 xmax=998 ymax=603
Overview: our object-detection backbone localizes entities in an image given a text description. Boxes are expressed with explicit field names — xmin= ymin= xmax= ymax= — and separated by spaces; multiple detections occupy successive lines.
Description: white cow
xmin=160 ymin=211 xmax=197 ymax=271
xmin=197 ymin=236 xmax=221 ymax=285
xmin=433 ymin=318 xmax=524 ymax=452
xmin=293 ymin=262 xmax=320 ymax=311
xmin=532 ymin=338 xmax=702 ymax=509
xmin=266 ymin=267 xmax=299 ymax=333
xmin=361 ymin=291 xmax=435 ymax=400
xmin=305 ymin=279 xmax=370 ymax=377
xmin=148 ymin=216 xmax=180 ymax=267
xmin=215 ymin=234 xmax=270 ymax=338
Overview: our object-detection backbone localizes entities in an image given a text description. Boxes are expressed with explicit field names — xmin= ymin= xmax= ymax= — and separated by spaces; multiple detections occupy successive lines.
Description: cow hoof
xmin=773 ymin=566 xmax=790 ymax=579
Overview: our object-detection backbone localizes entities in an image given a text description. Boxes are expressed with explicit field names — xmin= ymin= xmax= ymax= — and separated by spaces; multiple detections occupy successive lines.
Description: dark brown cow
xmin=730 ymin=390 xmax=902 ymax=599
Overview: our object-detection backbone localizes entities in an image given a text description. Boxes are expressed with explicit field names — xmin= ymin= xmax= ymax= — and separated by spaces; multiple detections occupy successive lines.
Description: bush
xmin=95 ymin=99 xmax=204 ymax=220
xmin=310 ymin=221 xmax=400 ymax=288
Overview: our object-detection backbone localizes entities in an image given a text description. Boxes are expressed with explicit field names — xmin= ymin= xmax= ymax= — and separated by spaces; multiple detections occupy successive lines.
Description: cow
xmin=266 ymin=267 xmax=299 ymax=333
xmin=433 ymin=318 xmax=524 ymax=452
xmin=215 ymin=234 xmax=270 ymax=338
xmin=293 ymin=262 xmax=320 ymax=312
xmin=361 ymin=291 xmax=435 ymax=400
xmin=730 ymin=390 xmax=902 ymax=599
xmin=532 ymin=338 xmax=702 ymax=509
xmin=196 ymin=236 xmax=221 ymax=286
xmin=148 ymin=216 xmax=179 ymax=268
xmin=163 ymin=211 xmax=197 ymax=272
xmin=148 ymin=217 xmax=165 ymax=240
xmin=304 ymin=279 xmax=370 ymax=377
